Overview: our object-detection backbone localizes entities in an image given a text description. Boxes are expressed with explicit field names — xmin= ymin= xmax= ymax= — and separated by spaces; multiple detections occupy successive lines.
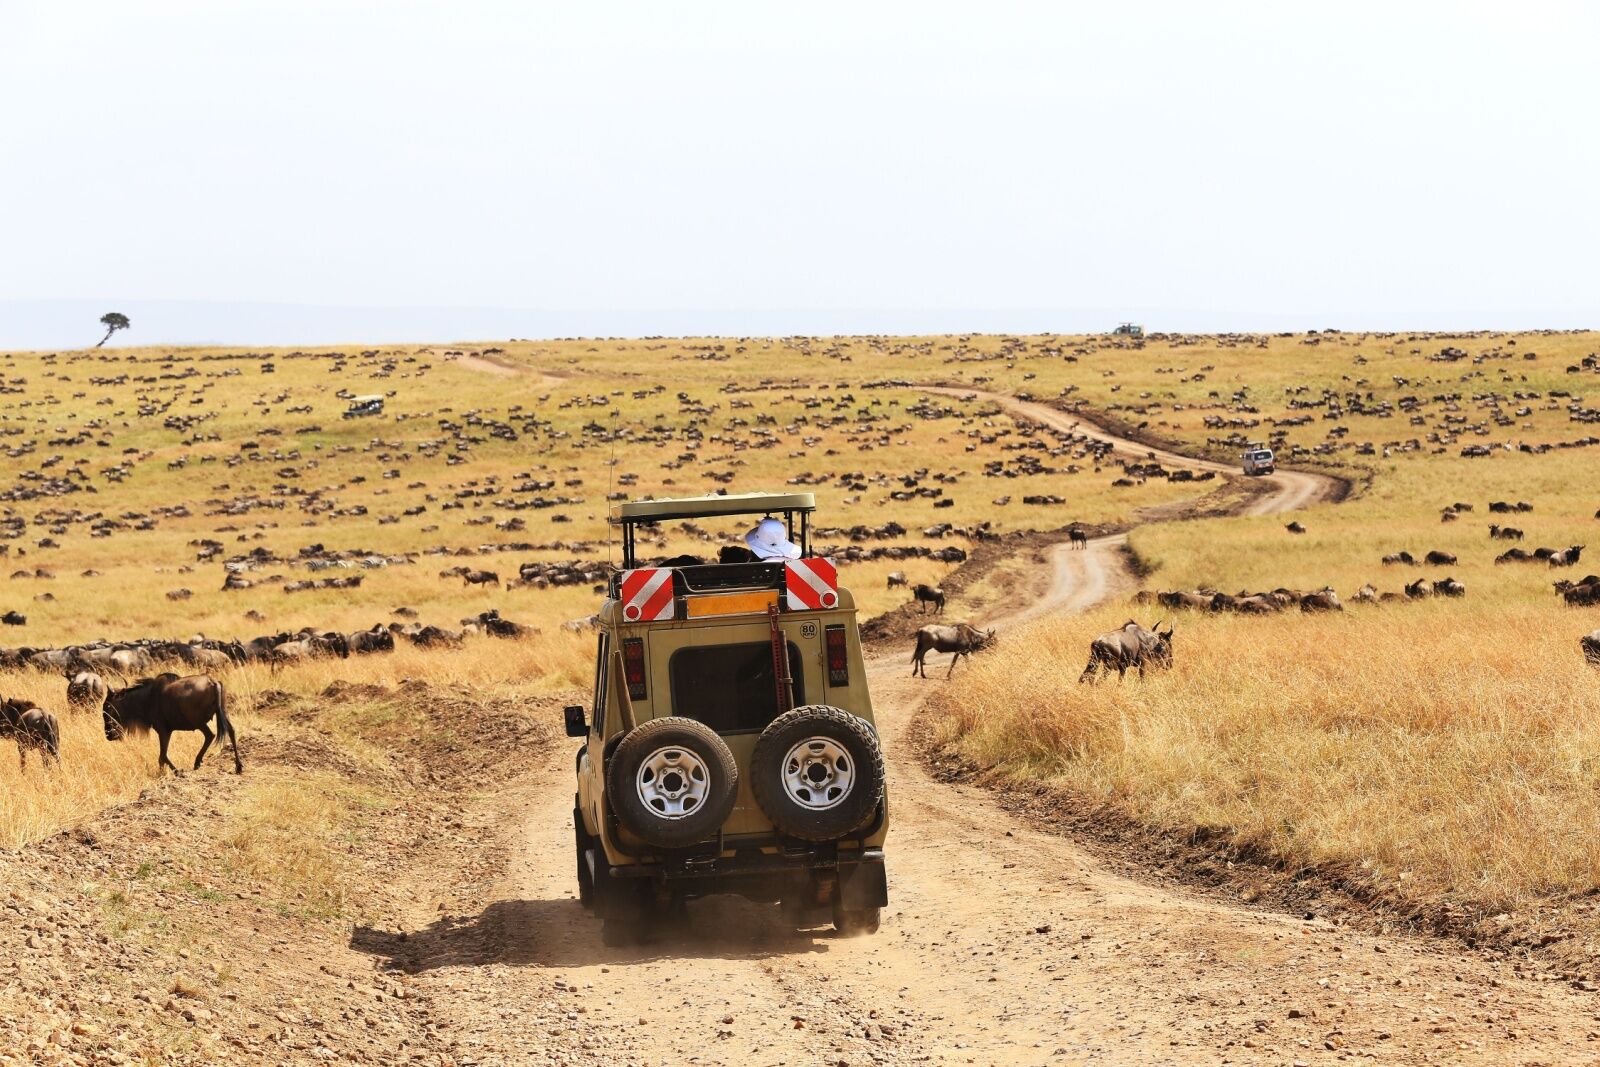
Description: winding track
xmin=403 ymin=395 xmax=1599 ymax=1066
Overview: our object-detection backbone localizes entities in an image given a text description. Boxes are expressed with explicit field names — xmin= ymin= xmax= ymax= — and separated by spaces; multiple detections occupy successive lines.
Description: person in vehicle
xmin=744 ymin=517 xmax=801 ymax=560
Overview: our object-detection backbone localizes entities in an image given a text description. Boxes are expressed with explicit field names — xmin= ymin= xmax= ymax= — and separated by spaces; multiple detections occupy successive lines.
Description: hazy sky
xmin=3 ymin=1 xmax=1598 ymax=346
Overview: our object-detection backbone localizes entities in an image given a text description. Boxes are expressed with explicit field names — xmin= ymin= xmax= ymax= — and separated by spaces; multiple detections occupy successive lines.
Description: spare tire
xmin=750 ymin=705 xmax=885 ymax=842
xmin=606 ymin=717 xmax=738 ymax=849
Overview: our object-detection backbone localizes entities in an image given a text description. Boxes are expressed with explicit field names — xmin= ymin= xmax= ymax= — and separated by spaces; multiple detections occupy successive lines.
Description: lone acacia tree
xmin=95 ymin=311 xmax=130 ymax=347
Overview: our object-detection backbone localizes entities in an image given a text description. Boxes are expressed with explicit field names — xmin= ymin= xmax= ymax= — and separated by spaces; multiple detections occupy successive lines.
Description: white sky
xmin=2 ymin=1 xmax=1598 ymax=346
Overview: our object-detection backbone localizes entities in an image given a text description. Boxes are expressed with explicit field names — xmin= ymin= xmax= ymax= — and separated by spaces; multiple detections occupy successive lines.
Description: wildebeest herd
xmin=0 ymin=671 xmax=239 ymax=775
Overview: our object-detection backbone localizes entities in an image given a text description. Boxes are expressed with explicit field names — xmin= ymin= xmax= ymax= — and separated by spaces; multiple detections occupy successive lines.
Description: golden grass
xmin=8 ymin=328 xmax=1600 ymax=930
xmin=933 ymin=603 xmax=1600 ymax=908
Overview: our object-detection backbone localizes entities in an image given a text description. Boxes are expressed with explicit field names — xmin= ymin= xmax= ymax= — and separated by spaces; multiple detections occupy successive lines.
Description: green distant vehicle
xmin=1112 ymin=323 xmax=1144 ymax=338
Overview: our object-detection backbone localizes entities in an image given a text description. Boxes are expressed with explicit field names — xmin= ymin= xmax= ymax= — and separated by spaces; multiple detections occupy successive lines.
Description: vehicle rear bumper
xmin=610 ymin=845 xmax=888 ymax=908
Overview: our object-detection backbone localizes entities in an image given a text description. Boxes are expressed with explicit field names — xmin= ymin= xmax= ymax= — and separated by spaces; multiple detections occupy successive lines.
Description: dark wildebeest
xmin=885 ymin=571 xmax=907 ymax=589
xmin=0 ymin=698 xmax=59 ymax=769
xmin=1435 ymin=576 xmax=1466 ymax=598
xmin=1497 ymin=548 xmax=1534 ymax=564
xmin=1488 ymin=524 xmax=1524 ymax=541
xmin=1424 ymin=550 xmax=1457 ymax=566
xmin=347 ymin=625 xmax=395 ymax=654
xmin=910 ymin=623 xmax=995 ymax=679
xmin=1550 ymin=545 xmax=1586 ymax=568
xmin=1405 ymin=578 xmax=1432 ymax=599
xmin=103 ymin=674 xmax=242 ymax=775
xmin=1 ymin=610 xmax=24 ymax=626
xmin=911 ymin=584 xmax=945 ymax=614
xmin=1382 ymin=551 xmax=1415 ymax=566
xmin=1069 ymin=527 xmax=1088 ymax=550
xmin=1583 ymin=631 xmax=1600 ymax=667
xmin=1489 ymin=501 xmax=1514 ymax=514
xmin=1158 ymin=590 xmax=1216 ymax=611
xmin=462 ymin=569 xmax=500 ymax=587
xmin=1078 ymin=620 xmax=1174 ymax=683
xmin=1300 ymin=587 xmax=1342 ymax=612
xmin=67 ymin=670 xmax=108 ymax=711
xmin=1285 ymin=521 xmax=1306 ymax=535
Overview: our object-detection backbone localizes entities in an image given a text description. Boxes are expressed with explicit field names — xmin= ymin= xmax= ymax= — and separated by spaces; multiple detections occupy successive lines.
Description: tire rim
xmin=781 ymin=736 xmax=855 ymax=810
xmin=635 ymin=745 xmax=710 ymax=819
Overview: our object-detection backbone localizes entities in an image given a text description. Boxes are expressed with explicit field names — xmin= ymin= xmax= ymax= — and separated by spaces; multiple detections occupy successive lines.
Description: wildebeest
xmin=346 ymin=625 xmax=395 ymax=654
xmin=1351 ymin=583 xmax=1378 ymax=604
xmin=1158 ymin=590 xmax=1217 ymax=611
xmin=461 ymin=569 xmax=500 ymax=587
xmin=1549 ymin=545 xmax=1586 ymax=568
xmin=1435 ymin=576 xmax=1466 ymax=598
xmin=1488 ymin=524 xmax=1524 ymax=541
xmin=1497 ymin=548 xmax=1534 ymax=564
xmin=910 ymin=623 xmax=995 ymax=678
xmin=1078 ymin=620 xmax=1174 ymax=683
xmin=1069 ymin=527 xmax=1088 ymax=550
xmin=1584 ymin=631 xmax=1600 ymax=666
xmin=1424 ymin=550 xmax=1457 ymax=566
xmin=1382 ymin=551 xmax=1415 ymax=566
xmin=1405 ymin=578 xmax=1432 ymax=599
xmin=1285 ymin=521 xmax=1306 ymax=534
xmin=103 ymin=674 xmax=241 ymax=775
xmin=1 ymin=610 xmax=24 ymax=626
xmin=0 ymin=698 xmax=59 ymax=769
xmin=67 ymin=670 xmax=108 ymax=710
xmin=1300 ymin=587 xmax=1342 ymax=612
xmin=911 ymin=583 xmax=945 ymax=614
xmin=885 ymin=571 xmax=907 ymax=589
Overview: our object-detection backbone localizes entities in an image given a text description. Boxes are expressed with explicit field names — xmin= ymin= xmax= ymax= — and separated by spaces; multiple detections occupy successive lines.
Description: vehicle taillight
xmin=825 ymin=625 xmax=848 ymax=687
xmin=623 ymin=637 xmax=647 ymax=701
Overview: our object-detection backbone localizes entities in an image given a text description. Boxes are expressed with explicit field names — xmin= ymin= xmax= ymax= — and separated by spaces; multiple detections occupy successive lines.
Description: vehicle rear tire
xmin=606 ymin=717 xmax=739 ymax=849
xmin=750 ymin=705 xmax=884 ymax=842
xmin=833 ymin=902 xmax=881 ymax=936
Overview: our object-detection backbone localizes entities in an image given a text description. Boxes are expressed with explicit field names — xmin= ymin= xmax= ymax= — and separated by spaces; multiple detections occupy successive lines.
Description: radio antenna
xmin=607 ymin=409 xmax=621 ymax=571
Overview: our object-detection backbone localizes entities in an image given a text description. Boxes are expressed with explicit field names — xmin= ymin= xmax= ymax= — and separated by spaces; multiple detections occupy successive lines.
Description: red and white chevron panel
xmin=619 ymin=567 xmax=676 ymax=622
xmin=784 ymin=558 xmax=839 ymax=611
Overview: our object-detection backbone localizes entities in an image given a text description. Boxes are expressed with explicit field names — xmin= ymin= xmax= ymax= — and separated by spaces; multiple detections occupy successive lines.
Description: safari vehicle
xmin=1111 ymin=321 xmax=1144 ymax=338
xmin=565 ymin=492 xmax=888 ymax=944
xmin=1240 ymin=446 xmax=1276 ymax=475
xmin=341 ymin=395 xmax=384 ymax=419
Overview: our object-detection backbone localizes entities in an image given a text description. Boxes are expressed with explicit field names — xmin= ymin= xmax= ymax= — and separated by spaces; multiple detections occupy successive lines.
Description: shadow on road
xmin=351 ymin=895 xmax=834 ymax=972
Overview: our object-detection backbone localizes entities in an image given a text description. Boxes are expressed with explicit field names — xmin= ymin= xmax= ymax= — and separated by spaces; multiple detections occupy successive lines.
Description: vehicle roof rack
xmin=609 ymin=491 xmax=816 ymax=525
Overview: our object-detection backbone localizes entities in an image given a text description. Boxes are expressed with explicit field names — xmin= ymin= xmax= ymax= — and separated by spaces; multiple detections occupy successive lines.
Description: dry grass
xmin=932 ymin=603 xmax=1600 ymax=910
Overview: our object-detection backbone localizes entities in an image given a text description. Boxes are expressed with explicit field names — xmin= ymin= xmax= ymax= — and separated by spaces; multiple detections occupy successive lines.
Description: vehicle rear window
xmin=669 ymin=641 xmax=805 ymax=733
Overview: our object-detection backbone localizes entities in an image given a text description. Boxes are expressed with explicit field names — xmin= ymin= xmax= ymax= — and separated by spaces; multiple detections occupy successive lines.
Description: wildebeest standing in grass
xmin=910 ymin=623 xmax=995 ymax=679
xmin=1069 ymin=527 xmax=1088 ymax=550
xmin=911 ymin=583 xmax=945 ymax=614
xmin=1078 ymin=621 xmax=1174 ymax=683
xmin=462 ymin=569 xmax=500 ymax=587
xmin=1550 ymin=545 xmax=1586 ymax=568
xmin=1583 ymin=631 xmax=1600 ymax=667
xmin=66 ymin=670 xmax=108 ymax=711
xmin=0 ymin=698 xmax=59 ymax=768
xmin=104 ymin=673 xmax=241 ymax=775
xmin=885 ymin=571 xmax=907 ymax=589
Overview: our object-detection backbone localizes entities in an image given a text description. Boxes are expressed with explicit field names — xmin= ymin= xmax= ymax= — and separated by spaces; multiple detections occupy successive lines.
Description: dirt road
xmin=379 ymin=395 xmax=1600 ymax=1066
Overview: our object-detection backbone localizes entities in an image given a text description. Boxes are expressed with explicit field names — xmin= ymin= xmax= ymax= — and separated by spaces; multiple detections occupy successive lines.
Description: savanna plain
xmin=3 ymin=328 xmax=1600 ymax=1065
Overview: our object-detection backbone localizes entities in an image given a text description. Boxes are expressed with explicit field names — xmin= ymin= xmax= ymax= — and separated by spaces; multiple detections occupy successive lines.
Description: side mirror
xmin=563 ymin=705 xmax=588 ymax=738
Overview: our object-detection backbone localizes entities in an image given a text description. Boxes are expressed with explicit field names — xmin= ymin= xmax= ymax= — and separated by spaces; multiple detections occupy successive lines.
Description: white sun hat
xmin=745 ymin=517 xmax=801 ymax=560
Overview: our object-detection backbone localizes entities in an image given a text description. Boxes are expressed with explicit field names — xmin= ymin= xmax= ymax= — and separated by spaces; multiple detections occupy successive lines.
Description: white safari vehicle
xmin=566 ymin=492 xmax=889 ymax=944
xmin=1240 ymin=446 xmax=1276 ymax=476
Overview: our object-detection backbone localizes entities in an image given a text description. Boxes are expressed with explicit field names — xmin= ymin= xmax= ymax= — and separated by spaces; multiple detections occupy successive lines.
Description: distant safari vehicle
xmin=342 ymin=395 xmax=384 ymax=419
xmin=1241 ymin=447 xmax=1276 ymax=476
xmin=1111 ymin=322 xmax=1144 ymax=338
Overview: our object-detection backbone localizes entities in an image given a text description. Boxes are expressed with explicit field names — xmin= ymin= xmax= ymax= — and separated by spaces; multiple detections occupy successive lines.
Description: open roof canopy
xmin=609 ymin=491 xmax=816 ymax=525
